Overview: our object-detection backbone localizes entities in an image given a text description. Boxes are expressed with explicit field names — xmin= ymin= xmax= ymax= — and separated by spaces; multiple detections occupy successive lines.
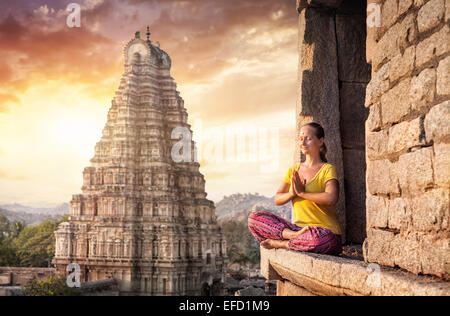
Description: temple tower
xmin=53 ymin=29 xmax=228 ymax=295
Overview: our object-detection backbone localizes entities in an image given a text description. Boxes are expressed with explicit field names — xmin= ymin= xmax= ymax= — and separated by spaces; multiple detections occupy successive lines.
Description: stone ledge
xmin=260 ymin=247 xmax=450 ymax=296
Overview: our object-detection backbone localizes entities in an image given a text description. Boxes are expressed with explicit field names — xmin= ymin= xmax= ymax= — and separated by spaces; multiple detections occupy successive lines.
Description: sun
xmin=51 ymin=108 xmax=104 ymax=154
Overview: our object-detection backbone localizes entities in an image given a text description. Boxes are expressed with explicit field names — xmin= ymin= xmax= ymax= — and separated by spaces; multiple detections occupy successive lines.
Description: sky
xmin=0 ymin=0 xmax=298 ymax=207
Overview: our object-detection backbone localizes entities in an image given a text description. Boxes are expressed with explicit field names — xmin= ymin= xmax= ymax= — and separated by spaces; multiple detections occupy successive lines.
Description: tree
xmin=0 ymin=215 xmax=20 ymax=266
xmin=13 ymin=219 xmax=59 ymax=267
xmin=219 ymin=219 xmax=260 ymax=265
xmin=22 ymin=274 xmax=82 ymax=296
xmin=0 ymin=215 xmax=69 ymax=267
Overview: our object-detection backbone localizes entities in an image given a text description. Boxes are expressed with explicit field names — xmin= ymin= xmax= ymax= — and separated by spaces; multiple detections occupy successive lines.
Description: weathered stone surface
xmin=367 ymin=159 xmax=400 ymax=195
xmin=389 ymin=45 xmax=415 ymax=82
xmin=437 ymin=55 xmax=450 ymax=96
xmin=398 ymin=146 xmax=434 ymax=193
xmin=434 ymin=143 xmax=450 ymax=187
xmin=366 ymin=102 xmax=382 ymax=132
xmin=367 ymin=195 xmax=388 ymax=229
xmin=373 ymin=23 xmax=401 ymax=71
xmin=388 ymin=197 xmax=410 ymax=231
xmin=364 ymin=228 xmax=396 ymax=267
xmin=382 ymin=0 xmax=399 ymax=29
xmin=377 ymin=268 xmax=449 ymax=295
xmin=446 ymin=0 xmax=450 ymax=21
xmin=420 ymin=234 xmax=449 ymax=277
xmin=398 ymin=13 xmax=419 ymax=51
xmin=398 ymin=0 xmax=413 ymax=16
xmin=261 ymin=248 xmax=450 ymax=295
xmin=343 ymin=149 xmax=367 ymax=243
xmin=410 ymin=188 xmax=449 ymax=231
xmin=391 ymin=232 xmax=422 ymax=275
xmin=409 ymin=67 xmax=436 ymax=112
xmin=0 ymin=273 xmax=12 ymax=286
xmin=367 ymin=129 xmax=388 ymax=159
xmin=373 ymin=13 xmax=417 ymax=71
xmin=424 ymin=100 xmax=450 ymax=143
xmin=416 ymin=25 xmax=450 ymax=67
xmin=365 ymin=63 xmax=390 ymax=107
xmin=311 ymin=255 xmax=341 ymax=287
xmin=390 ymin=231 xmax=449 ymax=278
xmin=414 ymin=0 xmax=426 ymax=6
xmin=417 ymin=0 xmax=445 ymax=33
xmin=339 ymin=261 xmax=372 ymax=295
xmin=276 ymin=280 xmax=316 ymax=296
xmin=387 ymin=117 xmax=425 ymax=154
xmin=340 ymin=82 xmax=369 ymax=148
xmin=336 ymin=15 xmax=371 ymax=83
xmin=381 ymin=78 xmax=411 ymax=125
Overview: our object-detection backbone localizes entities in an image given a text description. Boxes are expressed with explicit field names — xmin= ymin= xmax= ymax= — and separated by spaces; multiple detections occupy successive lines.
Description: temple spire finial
xmin=146 ymin=26 xmax=151 ymax=42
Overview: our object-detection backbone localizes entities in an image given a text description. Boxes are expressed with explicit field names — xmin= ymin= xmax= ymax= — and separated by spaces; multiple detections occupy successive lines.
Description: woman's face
xmin=299 ymin=126 xmax=323 ymax=155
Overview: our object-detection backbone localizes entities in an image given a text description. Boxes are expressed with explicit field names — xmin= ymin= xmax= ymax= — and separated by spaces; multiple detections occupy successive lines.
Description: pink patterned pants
xmin=248 ymin=211 xmax=342 ymax=255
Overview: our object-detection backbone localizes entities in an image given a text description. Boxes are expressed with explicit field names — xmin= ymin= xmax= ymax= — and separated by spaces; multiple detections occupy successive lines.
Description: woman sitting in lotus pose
xmin=248 ymin=122 xmax=342 ymax=255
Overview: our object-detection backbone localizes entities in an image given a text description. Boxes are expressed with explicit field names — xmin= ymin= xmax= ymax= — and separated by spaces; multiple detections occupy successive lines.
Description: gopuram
xmin=52 ymin=28 xmax=228 ymax=296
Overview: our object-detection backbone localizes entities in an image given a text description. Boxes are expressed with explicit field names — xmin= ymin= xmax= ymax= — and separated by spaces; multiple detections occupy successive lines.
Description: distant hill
xmin=215 ymin=193 xmax=291 ymax=223
xmin=0 ymin=203 xmax=69 ymax=225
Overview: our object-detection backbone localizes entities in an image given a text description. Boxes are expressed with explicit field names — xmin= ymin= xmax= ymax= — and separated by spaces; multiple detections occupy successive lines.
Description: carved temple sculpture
xmin=52 ymin=29 xmax=228 ymax=295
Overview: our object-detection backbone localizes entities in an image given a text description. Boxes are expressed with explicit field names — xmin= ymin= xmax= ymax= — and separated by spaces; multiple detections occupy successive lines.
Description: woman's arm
xmin=274 ymin=181 xmax=296 ymax=206
xmin=296 ymin=179 xmax=339 ymax=206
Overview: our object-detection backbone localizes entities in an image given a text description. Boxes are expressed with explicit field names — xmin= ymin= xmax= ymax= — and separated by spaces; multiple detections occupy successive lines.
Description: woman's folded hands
xmin=291 ymin=168 xmax=306 ymax=198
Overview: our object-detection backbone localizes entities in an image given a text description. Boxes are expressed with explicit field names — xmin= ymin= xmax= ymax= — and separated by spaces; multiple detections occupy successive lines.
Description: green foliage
xmin=22 ymin=274 xmax=82 ymax=296
xmin=0 ymin=215 xmax=69 ymax=267
xmin=0 ymin=215 xmax=21 ymax=266
xmin=220 ymin=219 xmax=260 ymax=265
xmin=0 ymin=214 xmax=9 ymax=237
xmin=13 ymin=219 xmax=59 ymax=267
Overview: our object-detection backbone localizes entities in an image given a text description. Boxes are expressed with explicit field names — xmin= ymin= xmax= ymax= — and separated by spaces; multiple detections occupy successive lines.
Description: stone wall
xmin=364 ymin=0 xmax=449 ymax=279
xmin=0 ymin=267 xmax=56 ymax=286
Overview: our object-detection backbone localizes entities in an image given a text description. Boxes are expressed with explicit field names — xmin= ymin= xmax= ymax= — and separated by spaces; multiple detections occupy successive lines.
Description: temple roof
xmin=124 ymin=27 xmax=172 ymax=68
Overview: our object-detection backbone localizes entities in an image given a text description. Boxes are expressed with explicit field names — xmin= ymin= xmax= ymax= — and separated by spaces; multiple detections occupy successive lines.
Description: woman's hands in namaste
xmin=290 ymin=168 xmax=306 ymax=198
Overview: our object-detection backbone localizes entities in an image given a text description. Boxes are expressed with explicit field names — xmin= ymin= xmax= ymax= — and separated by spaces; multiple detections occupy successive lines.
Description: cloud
xmin=0 ymin=0 xmax=299 ymax=206
xmin=0 ymin=13 xmax=122 ymax=113
xmin=0 ymin=94 xmax=21 ymax=113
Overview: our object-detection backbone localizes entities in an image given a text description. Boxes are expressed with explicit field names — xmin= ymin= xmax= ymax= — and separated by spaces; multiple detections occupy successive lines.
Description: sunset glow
xmin=0 ymin=0 xmax=298 ymax=207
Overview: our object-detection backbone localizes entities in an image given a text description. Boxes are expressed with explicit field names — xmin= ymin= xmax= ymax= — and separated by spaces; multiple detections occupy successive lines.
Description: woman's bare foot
xmin=260 ymin=239 xmax=275 ymax=249
xmin=293 ymin=226 xmax=310 ymax=239
xmin=282 ymin=226 xmax=310 ymax=240
xmin=261 ymin=239 xmax=289 ymax=250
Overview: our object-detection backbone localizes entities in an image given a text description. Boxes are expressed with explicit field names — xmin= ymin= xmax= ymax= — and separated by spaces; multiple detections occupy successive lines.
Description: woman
xmin=248 ymin=122 xmax=342 ymax=255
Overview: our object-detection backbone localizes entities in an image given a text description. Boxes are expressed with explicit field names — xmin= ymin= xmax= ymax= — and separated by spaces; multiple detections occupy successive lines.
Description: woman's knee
xmin=248 ymin=210 xmax=272 ymax=222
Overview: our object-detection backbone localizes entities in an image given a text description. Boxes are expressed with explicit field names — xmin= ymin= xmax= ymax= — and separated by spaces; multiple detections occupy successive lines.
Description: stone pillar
xmin=335 ymin=1 xmax=370 ymax=243
xmin=295 ymin=2 xmax=347 ymax=241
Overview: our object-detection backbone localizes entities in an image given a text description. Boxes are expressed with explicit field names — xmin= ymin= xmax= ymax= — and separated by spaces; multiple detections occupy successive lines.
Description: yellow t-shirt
xmin=283 ymin=162 xmax=342 ymax=235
